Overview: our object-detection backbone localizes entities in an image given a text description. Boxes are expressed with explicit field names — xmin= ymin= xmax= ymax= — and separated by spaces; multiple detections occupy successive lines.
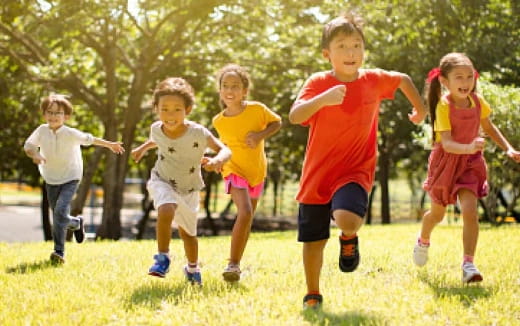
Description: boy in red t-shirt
xmin=289 ymin=12 xmax=426 ymax=309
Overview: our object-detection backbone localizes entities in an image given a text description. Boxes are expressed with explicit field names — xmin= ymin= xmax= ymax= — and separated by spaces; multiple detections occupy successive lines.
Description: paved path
xmin=0 ymin=205 xmax=144 ymax=243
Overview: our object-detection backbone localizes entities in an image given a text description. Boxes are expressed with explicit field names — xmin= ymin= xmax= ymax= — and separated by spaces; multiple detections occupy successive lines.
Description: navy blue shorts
xmin=297 ymin=183 xmax=368 ymax=242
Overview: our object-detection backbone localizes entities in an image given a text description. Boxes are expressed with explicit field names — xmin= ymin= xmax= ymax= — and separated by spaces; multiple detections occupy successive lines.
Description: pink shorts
xmin=224 ymin=174 xmax=264 ymax=199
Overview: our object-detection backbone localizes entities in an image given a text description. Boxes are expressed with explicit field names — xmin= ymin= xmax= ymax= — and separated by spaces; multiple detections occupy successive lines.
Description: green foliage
xmin=1 ymin=224 xmax=520 ymax=324
xmin=1 ymin=0 xmax=519 ymax=225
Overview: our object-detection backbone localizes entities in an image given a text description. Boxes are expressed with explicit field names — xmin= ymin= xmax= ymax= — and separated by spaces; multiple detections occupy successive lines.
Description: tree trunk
xmin=379 ymin=151 xmax=391 ymax=224
xmin=366 ymin=185 xmax=377 ymax=225
xmin=41 ymin=183 xmax=52 ymax=241
xmin=203 ymin=171 xmax=219 ymax=235
xmin=71 ymin=147 xmax=104 ymax=216
xmin=270 ymin=167 xmax=281 ymax=217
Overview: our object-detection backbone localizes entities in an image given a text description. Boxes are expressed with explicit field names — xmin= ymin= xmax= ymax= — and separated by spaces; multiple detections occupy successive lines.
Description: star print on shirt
xmin=193 ymin=142 xmax=199 ymax=148
xmin=189 ymin=167 xmax=195 ymax=174
xmin=188 ymin=188 xmax=195 ymax=193
xmin=168 ymin=146 xmax=175 ymax=153
xmin=169 ymin=179 xmax=178 ymax=190
xmin=160 ymin=154 xmax=165 ymax=161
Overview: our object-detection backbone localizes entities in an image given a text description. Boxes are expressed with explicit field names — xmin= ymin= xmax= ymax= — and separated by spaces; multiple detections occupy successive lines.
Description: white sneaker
xmin=413 ymin=241 xmax=429 ymax=267
xmin=222 ymin=264 xmax=241 ymax=282
xmin=462 ymin=262 xmax=483 ymax=283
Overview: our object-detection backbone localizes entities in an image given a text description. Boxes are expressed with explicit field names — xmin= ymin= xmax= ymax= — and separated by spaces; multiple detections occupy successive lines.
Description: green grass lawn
xmin=1 ymin=224 xmax=520 ymax=325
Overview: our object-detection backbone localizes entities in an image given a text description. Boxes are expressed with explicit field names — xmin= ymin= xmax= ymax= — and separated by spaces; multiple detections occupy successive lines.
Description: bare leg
xmin=178 ymin=226 xmax=198 ymax=263
xmin=420 ymin=202 xmax=447 ymax=241
xmin=156 ymin=204 xmax=176 ymax=253
xmin=458 ymin=189 xmax=479 ymax=257
xmin=303 ymin=239 xmax=327 ymax=294
xmin=228 ymin=187 xmax=254 ymax=265
xmin=333 ymin=209 xmax=363 ymax=236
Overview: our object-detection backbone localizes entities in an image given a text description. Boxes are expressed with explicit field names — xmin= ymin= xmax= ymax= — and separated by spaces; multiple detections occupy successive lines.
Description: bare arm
xmin=93 ymin=138 xmax=125 ymax=154
xmin=24 ymin=143 xmax=46 ymax=164
xmin=439 ymin=131 xmax=485 ymax=154
xmin=131 ymin=139 xmax=157 ymax=162
xmin=288 ymin=85 xmax=346 ymax=124
xmin=202 ymin=134 xmax=231 ymax=173
xmin=245 ymin=120 xmax=282 ymax=148
xmin=398 ymin=74 xmax=427 ymax=124
xmin=481 ymin=117 xmax=520 ymax=162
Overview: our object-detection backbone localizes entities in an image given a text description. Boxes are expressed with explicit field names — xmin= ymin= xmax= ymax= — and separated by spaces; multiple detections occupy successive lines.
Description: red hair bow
xmin=426 ymin=67 xmax=441 ymax=83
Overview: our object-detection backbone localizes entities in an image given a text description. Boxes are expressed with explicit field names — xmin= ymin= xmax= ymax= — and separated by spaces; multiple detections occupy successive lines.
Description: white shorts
xmin=147 ymin=173 xmax=200 ymax=236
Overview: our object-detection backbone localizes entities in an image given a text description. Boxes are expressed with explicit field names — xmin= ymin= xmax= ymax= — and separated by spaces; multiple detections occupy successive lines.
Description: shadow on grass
xmin=127 ymin=278 xmax=244 ymax=310
xmin=5 ymin=260 xmax=61 ymax=274
xmin=418 ymin=271 xmax=492 ymax=306
xmin=302 ymin=308 xmax=381 ymax=326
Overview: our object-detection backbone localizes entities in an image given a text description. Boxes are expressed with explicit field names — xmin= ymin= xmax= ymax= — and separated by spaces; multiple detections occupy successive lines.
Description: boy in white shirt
xmin=24 ymin=94 xmax=124 ymax=264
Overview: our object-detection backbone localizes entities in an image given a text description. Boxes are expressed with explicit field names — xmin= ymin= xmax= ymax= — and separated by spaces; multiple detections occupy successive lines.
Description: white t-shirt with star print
xmin=149 ymin=120 xmax=211 ymax=195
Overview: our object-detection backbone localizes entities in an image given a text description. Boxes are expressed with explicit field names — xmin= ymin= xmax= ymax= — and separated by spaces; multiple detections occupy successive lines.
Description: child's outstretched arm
xmin=439 ymin=131 xmax=485 ymax=154
xmin=24 ymin=143 xmax=46 ymax=165
xmin=481 ymin=117 xmax=520 ymax=162
xmin=131 ymin=139 xmax=157 ymax=163
xmin=289 ymin=85 xmax=346 ymax=124
xmin=245 ymin=120 xmax=282 ymax=148
xmin=93 ymin=138 xmax=125 ymax=154
xmin=202 ymin=134 xmax=231 ymax=173
xmin=398 ymin=74 xmax=427 ymax=125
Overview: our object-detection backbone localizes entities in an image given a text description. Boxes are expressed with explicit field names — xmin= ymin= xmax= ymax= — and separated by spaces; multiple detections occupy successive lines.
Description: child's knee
xmin=157 ymin=204 xmax=176 ymax=218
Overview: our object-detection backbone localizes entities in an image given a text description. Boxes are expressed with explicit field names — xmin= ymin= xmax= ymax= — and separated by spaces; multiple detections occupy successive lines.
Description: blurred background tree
xmin=1 ymin=0 xmax=518 ymax=238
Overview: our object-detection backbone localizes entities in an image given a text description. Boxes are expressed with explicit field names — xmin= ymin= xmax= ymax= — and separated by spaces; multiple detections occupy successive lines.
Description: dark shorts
xmin=297 ymin=183 xmax=368 ymax=242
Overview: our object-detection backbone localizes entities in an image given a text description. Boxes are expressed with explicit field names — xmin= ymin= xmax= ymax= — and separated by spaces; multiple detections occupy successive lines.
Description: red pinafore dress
xmin=423 ymin=93 xmax=488 ymax=206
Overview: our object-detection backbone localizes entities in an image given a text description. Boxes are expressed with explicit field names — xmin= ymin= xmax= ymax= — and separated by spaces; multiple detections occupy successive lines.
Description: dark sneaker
xmin=339 ymin=235 xmax=360 ymax=272
xmin=50 ymin=251 xmax=65 ymax=264
xmin=184 ymin=265 xmax=202 ymax=285
xmin=73 ymin=216 xmax=85 ymax=243
xmin=303 ymin=294 xmax=323 ymax=310
xmin=148 ymin=254 xmax=170 ymax=278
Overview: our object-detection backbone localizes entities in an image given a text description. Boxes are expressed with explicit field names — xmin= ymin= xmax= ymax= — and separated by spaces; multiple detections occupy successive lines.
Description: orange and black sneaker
xmin=303 ymin=293 xmax=323 ymax=310
xmin=339 ymin=234 xmax=360 ymax=272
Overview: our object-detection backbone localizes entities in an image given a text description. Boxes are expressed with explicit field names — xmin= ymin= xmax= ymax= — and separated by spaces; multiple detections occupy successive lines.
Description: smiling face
xmin=322 ymin=31 xmax=365 ymax=81
xmin=440 ymin=65 xmax=475 ymax=101
xmin=44 ymin=102 xmax=69 ymax=131
xmin=156 ymin=94 xmax=191 ymax=136
xmin=219 ymin=72 xmax=247 ymax=109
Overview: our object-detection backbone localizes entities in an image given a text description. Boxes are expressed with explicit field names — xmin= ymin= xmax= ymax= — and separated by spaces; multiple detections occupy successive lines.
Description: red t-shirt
xmin=294 ymin=69 xmax=402 ymax=204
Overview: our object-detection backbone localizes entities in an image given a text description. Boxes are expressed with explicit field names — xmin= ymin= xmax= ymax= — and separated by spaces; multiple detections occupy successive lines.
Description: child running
xmin=288 ymin=12 xmax=426 ymax=309
xmin=212 ymin=64 xmax=282 ymax=282
xmin=413 ymin=52 xmax=520 ymax=282
xmin=24 ymin=94 xmax=124 ymax=264
xmin=131 ymin=77 xmax=231 ymax=285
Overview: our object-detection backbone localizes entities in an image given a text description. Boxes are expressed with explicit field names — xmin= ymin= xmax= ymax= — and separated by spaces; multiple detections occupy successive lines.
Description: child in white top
xmin=132 ymin=77 xmax=231 ymax=284
xmin=24 ymin=94 xmax=124 ymax=263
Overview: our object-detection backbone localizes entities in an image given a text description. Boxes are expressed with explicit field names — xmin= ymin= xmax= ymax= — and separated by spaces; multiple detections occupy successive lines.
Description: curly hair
xmin=152 ymin=77 xmax=195 ymax=108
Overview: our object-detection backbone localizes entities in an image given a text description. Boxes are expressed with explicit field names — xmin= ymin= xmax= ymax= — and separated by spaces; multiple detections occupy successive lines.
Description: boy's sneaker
xmin=50 ymin=251 xmax=65 ymax=264
xmin=303 ymin=294 xmax=323 ymax=310
xmin=462 ymin=262 xmax=483 ymax=283
xmin=222 ymin=264 xmax=241 ymax=282
xmin=184 ymin=265 xmax=202 ymax=285
xmin=413 ymin=240 xmax=429 ymax=267
xmin=339 ymin=235 xmax=360 ymax=272
xmin=73 ymin=216 xmax=85 ymax=243
xmin=148 ymin=254 xmax=170 ymax=278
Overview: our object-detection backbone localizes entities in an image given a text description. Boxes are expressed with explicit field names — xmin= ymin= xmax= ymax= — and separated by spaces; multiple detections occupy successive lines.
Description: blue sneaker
xmin=184 ymin=265 xmax=202 ymax=285
xmin=148 ymin=254 xmax=170 ymax=277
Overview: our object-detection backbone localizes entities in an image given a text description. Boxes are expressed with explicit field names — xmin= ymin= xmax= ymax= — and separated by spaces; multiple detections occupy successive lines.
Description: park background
xmin=1 ymin=1 xmax=520 ymax=325
xmin=1 ymin=0 xmax=519 ymax=240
